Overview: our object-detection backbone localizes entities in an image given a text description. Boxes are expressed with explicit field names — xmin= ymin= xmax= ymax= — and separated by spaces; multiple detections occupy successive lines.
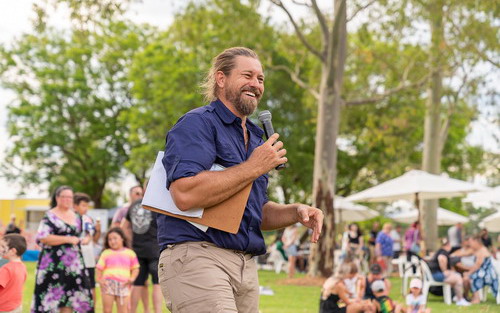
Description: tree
xmin=0 ymin=1 xmax=146 ymax=207
xmin=269 ymin=0 xmax=347 ymax=278
xmin=125 ymin=0 xmax=314 ymax=202
xmin=416 ymin=0 xmax=498 ymax=250
xmin=269 ymin=0 xmax=434 ymax=277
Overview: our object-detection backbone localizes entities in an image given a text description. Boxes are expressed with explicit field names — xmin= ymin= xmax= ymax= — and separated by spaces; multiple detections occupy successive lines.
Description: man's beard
xmin=225 ymin=85 xmax=261 ymax=116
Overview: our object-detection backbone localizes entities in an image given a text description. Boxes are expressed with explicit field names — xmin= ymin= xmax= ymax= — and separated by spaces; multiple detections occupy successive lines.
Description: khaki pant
xmin=158 ymin=241 xmax=259 ymax=313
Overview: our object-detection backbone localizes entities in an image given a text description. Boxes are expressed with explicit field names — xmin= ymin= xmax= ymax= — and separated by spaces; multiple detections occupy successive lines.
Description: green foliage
xmin=337 ymin=35 xmax=429 ymax=195
xmin=99 ymin=188 xmax=120 ymax=209
xmin=0 ymin=11 xmax=147 ymax=206
xmin=1 ymin=0 xmax=495 ymax=211
xmin=125 ymin=0 xmax=315 ymax=205
xmin=125 ymin=40 xmax=204 ymax=182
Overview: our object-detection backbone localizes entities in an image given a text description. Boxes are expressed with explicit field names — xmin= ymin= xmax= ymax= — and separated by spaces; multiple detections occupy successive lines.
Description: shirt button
xmin=249 ymin=227 xmax=253 ymax=231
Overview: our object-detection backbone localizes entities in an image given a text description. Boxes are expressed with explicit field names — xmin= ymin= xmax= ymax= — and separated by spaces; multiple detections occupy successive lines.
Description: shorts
xmin=432 ymin=271 xmax=445 ymax=282
xmin=102 ymin=279 xmax=130 ymax=297
xmin=134 ymin=257 xmax=159 ymax=286
xmin=285 ymin=245 xmax=298 ymax=257
xmin=87 ymin=267 xmax=96 ymax=288
xmin=158 ymin=241 xmax=258 ymax=313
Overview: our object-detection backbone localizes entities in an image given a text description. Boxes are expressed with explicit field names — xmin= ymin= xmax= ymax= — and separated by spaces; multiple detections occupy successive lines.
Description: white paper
xmin=142 ymin=151 xmax=225 ymax=232
xmin=188 ymin=221 xmax=209 ymax=232
xmin=142 ymin=151 xmax=203 ymax=218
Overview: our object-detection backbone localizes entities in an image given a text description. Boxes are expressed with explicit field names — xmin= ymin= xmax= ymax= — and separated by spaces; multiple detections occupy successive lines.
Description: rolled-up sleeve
xmin=163 ymin=113 xmax=216 ymax=189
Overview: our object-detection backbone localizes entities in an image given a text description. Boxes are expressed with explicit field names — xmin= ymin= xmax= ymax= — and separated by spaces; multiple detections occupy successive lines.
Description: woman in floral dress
xmin=31 ymin=186 xmax=93 ymax=313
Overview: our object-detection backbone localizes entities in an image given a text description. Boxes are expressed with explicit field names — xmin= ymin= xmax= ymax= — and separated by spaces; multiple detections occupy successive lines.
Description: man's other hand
xmin=296 ymin=204 xmax=323 ymax=243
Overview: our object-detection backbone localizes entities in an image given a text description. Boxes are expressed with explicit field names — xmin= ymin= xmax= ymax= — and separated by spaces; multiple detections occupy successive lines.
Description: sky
xmin=0 ymin=0 xmax=176 ymax=199
xmin=0 ymin=0 xmax=298 ymax=200
xmin=0 ymin=0 xmax=498 ymax=199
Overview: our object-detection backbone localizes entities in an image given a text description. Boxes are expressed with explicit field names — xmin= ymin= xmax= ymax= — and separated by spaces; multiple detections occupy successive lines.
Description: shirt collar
xmin=212 ymin=99 xmax=237 ymax=124
xmin=211 ymin=99 xmax=264 ymax=137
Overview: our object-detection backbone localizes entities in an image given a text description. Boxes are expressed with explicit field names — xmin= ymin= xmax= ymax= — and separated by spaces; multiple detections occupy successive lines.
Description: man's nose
xmin=248 ymin=76 xmax=261 ymax=88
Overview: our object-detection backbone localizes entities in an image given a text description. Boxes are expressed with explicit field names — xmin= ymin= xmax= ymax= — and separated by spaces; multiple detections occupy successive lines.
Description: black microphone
xmin=258 ymin=110 xmax=286 ymax=170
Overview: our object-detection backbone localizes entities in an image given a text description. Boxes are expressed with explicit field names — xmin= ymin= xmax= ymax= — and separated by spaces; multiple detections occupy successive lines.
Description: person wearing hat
xmin=360 ymin=263 xmax=392 ymax=300
xmin=371 ymin=280 xmax=405 ymax=313
xmin=405 ymin=278 xmax=431 ymax=313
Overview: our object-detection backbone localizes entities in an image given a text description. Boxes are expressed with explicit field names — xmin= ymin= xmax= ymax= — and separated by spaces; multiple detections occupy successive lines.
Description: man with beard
xmin=157 ymin=47 xmax=324 ymax=313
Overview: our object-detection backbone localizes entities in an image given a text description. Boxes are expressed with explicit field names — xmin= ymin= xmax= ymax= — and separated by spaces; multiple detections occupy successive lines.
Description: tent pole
xmin=416 ymin=193 xmax=420 ymax=222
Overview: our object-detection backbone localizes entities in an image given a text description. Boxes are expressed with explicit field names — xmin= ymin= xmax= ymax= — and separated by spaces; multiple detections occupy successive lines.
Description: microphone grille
xmin=258 ymin=110 xmax=272 ymax=122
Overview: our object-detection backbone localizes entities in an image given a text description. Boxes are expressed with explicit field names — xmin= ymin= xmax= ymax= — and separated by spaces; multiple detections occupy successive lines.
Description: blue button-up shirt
xmin=157 ymin=100 xmax=269 ymax=255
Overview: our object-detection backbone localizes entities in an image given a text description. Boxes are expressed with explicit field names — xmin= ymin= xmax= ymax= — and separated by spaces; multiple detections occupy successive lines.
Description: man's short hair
xmin=201 ymin=47 xmax=260 ymax=103
xmin=3 ymin=234 xmax=27 ymax=256
xmin=74 ymin=192 xmax=91 ymax=205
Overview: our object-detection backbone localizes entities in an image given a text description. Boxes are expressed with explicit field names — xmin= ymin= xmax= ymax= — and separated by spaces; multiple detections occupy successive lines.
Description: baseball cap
xmin=371 ymin=280 xmax=386 ymax=293
xmin=410 ymin=278 xmax=423 ymax=289
xmin=370 ymin=263 xmax=382 ymax=275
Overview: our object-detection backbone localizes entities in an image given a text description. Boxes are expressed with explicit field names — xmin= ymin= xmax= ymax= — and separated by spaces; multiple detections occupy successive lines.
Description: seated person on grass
xmin=370 ymin=280 xmax=406 ymax=313
xmin=320 ymin=262 xmax=375 ymax=313
xmin=406 ymin=278 xmax=431 ymax=313
xmin=360 ymin=263 xmax=391 ymax=300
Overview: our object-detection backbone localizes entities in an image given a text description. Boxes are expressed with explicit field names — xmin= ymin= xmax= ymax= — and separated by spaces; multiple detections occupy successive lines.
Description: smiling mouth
xmin=242 ymin=88 xmax=261 ymax=99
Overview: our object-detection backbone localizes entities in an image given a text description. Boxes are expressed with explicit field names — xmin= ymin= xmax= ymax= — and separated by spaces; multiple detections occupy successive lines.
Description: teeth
xmin=244 ymin=92 xmax=256 ymax=97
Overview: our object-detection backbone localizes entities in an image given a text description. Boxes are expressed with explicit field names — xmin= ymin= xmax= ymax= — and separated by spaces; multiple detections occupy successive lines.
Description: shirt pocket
xmin=215 ymin=141 xmax=236 ymax=165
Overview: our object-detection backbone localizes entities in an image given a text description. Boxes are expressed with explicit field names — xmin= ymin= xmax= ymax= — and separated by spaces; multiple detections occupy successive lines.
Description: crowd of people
xmin=2 ymin=45 xmax=497 ymax=313
xmin=0 ymin=185 xmax=160 ymax=313
xmin=1 ymin=194 xmax=499 ymax=313
xmin=317 ymin=221 xmax=499 ymax=313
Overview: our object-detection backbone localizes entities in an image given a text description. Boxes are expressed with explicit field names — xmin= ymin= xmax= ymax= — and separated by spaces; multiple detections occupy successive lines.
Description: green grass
xmin=23 ymin=262 xmax=498 ymax=312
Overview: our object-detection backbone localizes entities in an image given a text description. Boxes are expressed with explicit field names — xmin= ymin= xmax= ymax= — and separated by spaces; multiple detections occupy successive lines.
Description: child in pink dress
xmin=96 ymin=228 xmax=139 ymax=313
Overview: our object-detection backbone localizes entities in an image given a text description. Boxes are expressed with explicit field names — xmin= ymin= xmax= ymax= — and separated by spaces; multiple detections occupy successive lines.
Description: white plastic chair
xmin=401 ymin=255 xmax=422 ymax=296
xmin=478 ymin=286 xmax=500 ymax=303
xmin=392 ymin=254 xmax=406 ymax=277
xmin=266 ymin=245 xmax=288 ymax=274
xmin=479 ymin=259 xmax=500 ymax=304
xmin=419 ymin=259 xmax=452 ymax=305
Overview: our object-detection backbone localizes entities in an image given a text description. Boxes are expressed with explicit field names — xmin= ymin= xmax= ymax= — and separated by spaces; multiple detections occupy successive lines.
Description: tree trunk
xmin=308 ymin=0 xmax=346 ymax=277
xmin=421 ymin=0 xmax=444 ymax=253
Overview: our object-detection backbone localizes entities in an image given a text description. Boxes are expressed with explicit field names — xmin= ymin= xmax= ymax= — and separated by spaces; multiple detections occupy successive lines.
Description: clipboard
xmin=143 ymin=183 xmax=252 ymax=234
xmin=142 ymin=151 xmax=253 ymax=234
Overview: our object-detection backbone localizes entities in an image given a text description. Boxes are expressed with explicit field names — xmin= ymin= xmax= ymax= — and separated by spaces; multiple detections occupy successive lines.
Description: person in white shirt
xmin=448 ymin=223 xmax=463 ymax=254
xmin=74 ymin=192 xmax=101 ymax=313
xmin=390 ymin=225 xmax=403 ymax=259
xmin=282 ymin=223 xmax=300 ymax=278
xmin=406 ymin=278 xmax=431 ymax=313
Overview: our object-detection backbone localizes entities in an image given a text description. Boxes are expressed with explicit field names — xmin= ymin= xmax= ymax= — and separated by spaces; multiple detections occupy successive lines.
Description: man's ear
xmin=215 ymin=71 xmax=226 ymax=89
